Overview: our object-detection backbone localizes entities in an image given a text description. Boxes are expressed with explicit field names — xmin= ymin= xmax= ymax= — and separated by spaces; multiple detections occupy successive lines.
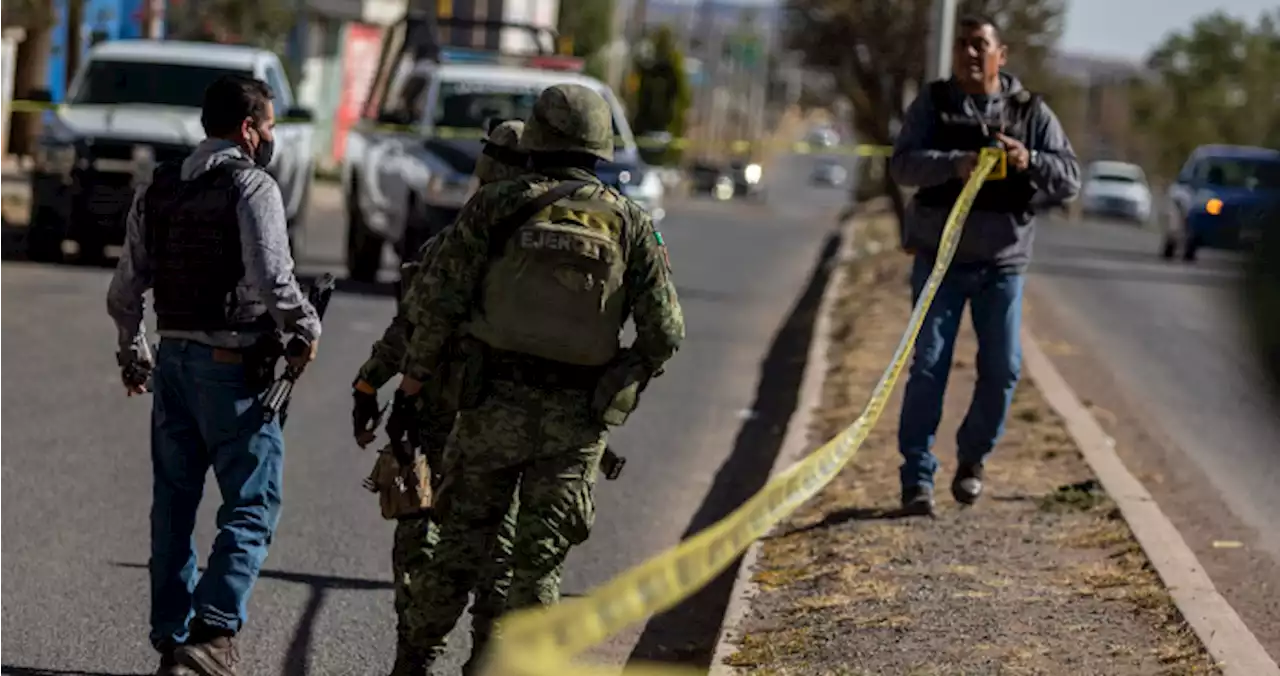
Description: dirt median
xmin=722 ymin=213 xmax=1218 ymax=675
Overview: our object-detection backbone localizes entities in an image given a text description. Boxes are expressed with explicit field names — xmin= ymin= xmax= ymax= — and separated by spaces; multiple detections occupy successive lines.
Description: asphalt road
xmin=1027 ymin=216 xmax=1280 ymax=652
xmin=0 ymin=152 xmax=860 ymax=675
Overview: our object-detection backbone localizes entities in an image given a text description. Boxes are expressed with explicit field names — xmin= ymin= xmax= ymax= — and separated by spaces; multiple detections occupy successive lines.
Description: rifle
xmin=261 ymin=273 xmax=337 ymax=425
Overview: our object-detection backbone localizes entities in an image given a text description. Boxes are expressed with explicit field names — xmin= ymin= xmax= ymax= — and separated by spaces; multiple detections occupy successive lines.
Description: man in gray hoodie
xmin=107 ymin=74 xmax=321 ymax=675
xmin=890 ymin=15 xmax=1080 ymax=516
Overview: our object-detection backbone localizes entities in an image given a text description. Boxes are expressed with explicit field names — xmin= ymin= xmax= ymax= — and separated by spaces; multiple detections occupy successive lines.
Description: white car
xmin=1080 ymin=160 xmax=1152 ymax=224
xmin=342 ymin=15 xmax=663 ymax=282
xmin=27 ymin=40 xmax=315 ymax=262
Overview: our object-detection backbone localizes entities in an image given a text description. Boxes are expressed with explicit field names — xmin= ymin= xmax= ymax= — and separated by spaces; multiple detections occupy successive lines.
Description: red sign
xmin=333 ymin=22 xmax=383 ymax=163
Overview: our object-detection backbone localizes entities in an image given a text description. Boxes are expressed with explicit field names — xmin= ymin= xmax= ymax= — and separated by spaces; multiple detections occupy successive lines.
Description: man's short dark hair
xmin=201 ymin=74 xmax=274 ymax=137
xmin=958 ymin=14 xmax=1001 ymax=42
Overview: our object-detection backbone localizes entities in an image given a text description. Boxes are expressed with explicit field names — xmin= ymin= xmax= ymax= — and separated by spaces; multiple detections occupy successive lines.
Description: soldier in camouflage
xmin=351 ymin=120 xmax=531 ymax=676
xmin=390 ymin=83 xmax=684 ymax=671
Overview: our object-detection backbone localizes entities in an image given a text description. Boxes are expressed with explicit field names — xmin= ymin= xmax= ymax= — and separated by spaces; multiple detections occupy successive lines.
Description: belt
xmin=484 ymin=350 xmax=605 ymax=391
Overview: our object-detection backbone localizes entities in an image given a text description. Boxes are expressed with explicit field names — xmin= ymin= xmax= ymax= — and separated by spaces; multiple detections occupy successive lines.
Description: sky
xmin=1059 ymin=0 xmax=1276 ymax=62
xmin=651 ymin=0 xmax=1274 ymax=63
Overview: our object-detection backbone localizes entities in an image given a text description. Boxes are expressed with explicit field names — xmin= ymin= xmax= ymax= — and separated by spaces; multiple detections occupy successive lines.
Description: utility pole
xmin=925 ymin=0 xmax=957 ymax=83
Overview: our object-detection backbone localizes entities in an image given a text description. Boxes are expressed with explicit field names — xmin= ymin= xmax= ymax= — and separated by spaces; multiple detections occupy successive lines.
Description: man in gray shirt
xmin=107 ymin=74 xmax=321 ymax=676
xmin=890 ymin=15 xmax=1080 ymax=516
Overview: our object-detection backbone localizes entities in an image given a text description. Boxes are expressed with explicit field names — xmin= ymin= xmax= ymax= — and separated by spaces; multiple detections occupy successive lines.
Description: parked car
xmin=687 ymin=161 xmax=735 ymax=201
xmin=1080 ymin=160 xmax=1151 ymax=224
xmin=811 ymin=159 xmax=848 ymax=187
xmin=341 ymin=14 xmax=663 ymax=283
xmin=27 ymin=40 xmax=315 ymax=263
xmin=1159 ymin=145 xmax=1280 ymax=261
xmin=805 ymin=127 xmax=839 ymax=149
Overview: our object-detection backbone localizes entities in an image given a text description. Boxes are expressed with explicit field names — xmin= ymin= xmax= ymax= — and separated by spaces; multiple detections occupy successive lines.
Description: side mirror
xmin=27 ymin=88 xmax=53 ymax=103
xmin=284 ymin=106 xmax=314 ymax=123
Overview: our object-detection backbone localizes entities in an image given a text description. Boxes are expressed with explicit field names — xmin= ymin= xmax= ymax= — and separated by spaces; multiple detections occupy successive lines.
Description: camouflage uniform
xmin=352 ymin=121 xmax=531 ymax=675
xmin=398 ymin=84 xmax=684 ymax=669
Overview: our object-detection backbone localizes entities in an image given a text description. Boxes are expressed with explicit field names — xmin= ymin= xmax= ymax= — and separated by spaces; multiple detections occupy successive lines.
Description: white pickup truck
xmin=341 ymin=14 xmax=665 ymax=282
xmin=26 ymin=40 xmax=316 ymax=263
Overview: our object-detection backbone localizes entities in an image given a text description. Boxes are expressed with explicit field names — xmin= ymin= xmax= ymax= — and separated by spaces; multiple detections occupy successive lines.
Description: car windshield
xmin=1202 ymin=158 xmax=1280 ymax=190
xmin=1092 ymin=173 xmax=1139 ymax=184
xmin=70 ymin=60 xmax=253 ymax=107
xmin=432 ymin=79 xmax=623 ymax=139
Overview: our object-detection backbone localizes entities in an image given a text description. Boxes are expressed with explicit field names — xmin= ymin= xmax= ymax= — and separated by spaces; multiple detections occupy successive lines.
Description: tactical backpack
xmin=466 ymin=180 xmax=631 ymax=367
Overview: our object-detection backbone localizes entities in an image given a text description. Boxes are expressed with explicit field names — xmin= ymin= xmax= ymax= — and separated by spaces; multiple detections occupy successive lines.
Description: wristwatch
xmin=1029 ymin=149 xmax=1041 ymax=169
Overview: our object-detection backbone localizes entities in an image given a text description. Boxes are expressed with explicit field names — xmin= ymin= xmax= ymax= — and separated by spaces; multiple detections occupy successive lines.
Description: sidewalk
xmin=719 ymin=213 xmax=1217 ymax=675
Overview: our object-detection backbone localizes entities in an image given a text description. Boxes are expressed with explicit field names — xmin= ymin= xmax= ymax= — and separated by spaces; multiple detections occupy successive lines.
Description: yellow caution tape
xmin=476 ymin=148 xmax=1002 ymax=676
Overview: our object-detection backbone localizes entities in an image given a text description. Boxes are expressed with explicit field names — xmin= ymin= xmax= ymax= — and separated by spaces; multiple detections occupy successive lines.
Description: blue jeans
xmin=149 ymin=339 xmax=285 ymax=648
xmin=897 ymin=256 xmax=1024 ymax=490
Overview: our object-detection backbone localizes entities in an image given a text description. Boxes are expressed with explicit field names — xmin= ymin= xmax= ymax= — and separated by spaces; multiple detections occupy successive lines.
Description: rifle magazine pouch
xmin=592 ymin=367 xmax=644 ymax=427
xmin=369 ymin=447 xmax=434 ymax=520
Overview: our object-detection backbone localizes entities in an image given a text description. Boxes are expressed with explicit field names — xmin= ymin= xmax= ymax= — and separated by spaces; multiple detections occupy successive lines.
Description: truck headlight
xmin=34 ymin=142 xmax=76 ymax=175
xmin=744 ymin=163 xmax=762 ymax=184
xmin=425 ymin=173 xmax=477 ymax=208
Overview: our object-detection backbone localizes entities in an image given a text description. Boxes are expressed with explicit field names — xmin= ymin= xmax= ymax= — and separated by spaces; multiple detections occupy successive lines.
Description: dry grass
xmin=723 ymin=214 xmax=1217 ymax=675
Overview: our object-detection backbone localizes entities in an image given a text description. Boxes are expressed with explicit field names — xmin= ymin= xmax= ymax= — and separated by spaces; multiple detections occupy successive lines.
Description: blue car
xmin=1160 ymin=145 xmax=1280 ymax=261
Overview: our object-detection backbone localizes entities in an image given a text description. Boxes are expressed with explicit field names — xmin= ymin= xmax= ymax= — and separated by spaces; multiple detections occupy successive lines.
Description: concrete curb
xmin=1022 ymin=329 xmax=1280 ymax=676
xmin=707 ymin=210 xmax=863 ymax=675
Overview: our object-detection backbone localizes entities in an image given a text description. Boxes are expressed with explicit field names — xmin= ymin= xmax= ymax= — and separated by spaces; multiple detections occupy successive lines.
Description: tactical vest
xmin=144 ymin=159 xmax=272 ymax=333
xmin=914 ymin=80 xmax=1041 ymax=221
xmin=467 ymin=183 xmax=630 ymax=367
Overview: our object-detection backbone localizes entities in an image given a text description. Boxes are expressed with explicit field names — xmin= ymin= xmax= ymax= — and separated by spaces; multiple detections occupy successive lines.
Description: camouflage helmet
xmin=520 ymin=83 xmax=615 ymax=162
xmin=474 ymin=119 xmax=529 ymax=184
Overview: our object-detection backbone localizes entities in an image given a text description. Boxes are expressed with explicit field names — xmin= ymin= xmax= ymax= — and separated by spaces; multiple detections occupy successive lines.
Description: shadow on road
xmin=113 ymin=562 xmax=391 ymax=676
xmin=1038 ymin=239 xmax=1241 ymax=271
xmin=1031 ymin=259 xmax=1241 ymax=288
xmin=623 ymin=229 xmax=842 ymax=668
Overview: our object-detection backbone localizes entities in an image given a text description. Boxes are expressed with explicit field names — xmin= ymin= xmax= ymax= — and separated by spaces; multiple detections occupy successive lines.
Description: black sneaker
xmin=900 ymin=484 xmax=936 ymax=516
xmin=952 ymin=463 xmax=985 ymax=505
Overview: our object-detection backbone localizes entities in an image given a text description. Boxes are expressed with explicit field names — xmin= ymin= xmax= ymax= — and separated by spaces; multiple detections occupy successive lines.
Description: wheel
xmin=1160 ymin=237 xmax=1177 ymax=260
xmin=26 ymin=207 xmax=65 ymax=263
xmin=345 ymin=180 xmax=383 ymax=283
xmin=73 ymin=235 xmax=106 ymax=266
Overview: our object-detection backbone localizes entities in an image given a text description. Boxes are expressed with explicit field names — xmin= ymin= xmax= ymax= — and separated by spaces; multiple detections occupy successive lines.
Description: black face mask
xmin=250 ymin=128 xmax=275 ymax=168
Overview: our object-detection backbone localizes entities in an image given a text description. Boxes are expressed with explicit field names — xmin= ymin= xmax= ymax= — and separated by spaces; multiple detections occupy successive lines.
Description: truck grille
xmin=85 ymin=139 xmax=193 ymax=164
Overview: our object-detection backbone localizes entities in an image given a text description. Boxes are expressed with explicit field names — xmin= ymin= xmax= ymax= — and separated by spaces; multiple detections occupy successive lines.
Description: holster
xmin=243 ymin=334 xmax=283 ymax=392
xmin=364 ymin=441 xmax=434 ymax=520
xmin=591 ymin=349 xmax=653 ymax=427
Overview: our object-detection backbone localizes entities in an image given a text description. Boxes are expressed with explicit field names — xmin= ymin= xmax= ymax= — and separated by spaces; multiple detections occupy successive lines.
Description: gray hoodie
xmin=890 ymin=72 xmax=1081 ymax=272
xmin=107 ymin=139 xmax=321 ymax=362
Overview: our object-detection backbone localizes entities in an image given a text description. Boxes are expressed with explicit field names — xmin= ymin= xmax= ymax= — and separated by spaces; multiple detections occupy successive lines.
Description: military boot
xmin=174 ymin=628 xmax=239 ymax=676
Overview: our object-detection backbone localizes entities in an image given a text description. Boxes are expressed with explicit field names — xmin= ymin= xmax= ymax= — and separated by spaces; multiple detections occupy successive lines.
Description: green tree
xmin=1130 ymin=10 xmax=1280 ymax=181
xmin=784 ymin=0 xmax=1068 ymax=222
xmin=557 ymin=0 xmax=616 ymax=81
xmin=630 ymin=25 xmax=692 ymax=164
xmin=167 ymin=0 xmax=295 ymax=52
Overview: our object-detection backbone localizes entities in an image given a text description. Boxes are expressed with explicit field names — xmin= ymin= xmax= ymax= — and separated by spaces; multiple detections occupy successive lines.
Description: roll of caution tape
xmin=476 ymin=149 xmax=1003 ymax=676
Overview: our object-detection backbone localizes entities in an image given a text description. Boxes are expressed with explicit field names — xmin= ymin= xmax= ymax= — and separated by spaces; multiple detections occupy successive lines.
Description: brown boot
xmin=175 ymin=635 xmax=240 ymax=676
xmin=156 ymin=642 xmax=197 ymax=676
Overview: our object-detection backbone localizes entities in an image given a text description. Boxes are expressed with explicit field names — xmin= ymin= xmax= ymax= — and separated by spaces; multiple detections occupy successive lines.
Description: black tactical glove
xmin=384 ymin=389 xmax=422 ymax=452
xmin=352 ymin=381 xmax=382 ymax=447
xmin=117 ymin=351 xmax=153 ymax=393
